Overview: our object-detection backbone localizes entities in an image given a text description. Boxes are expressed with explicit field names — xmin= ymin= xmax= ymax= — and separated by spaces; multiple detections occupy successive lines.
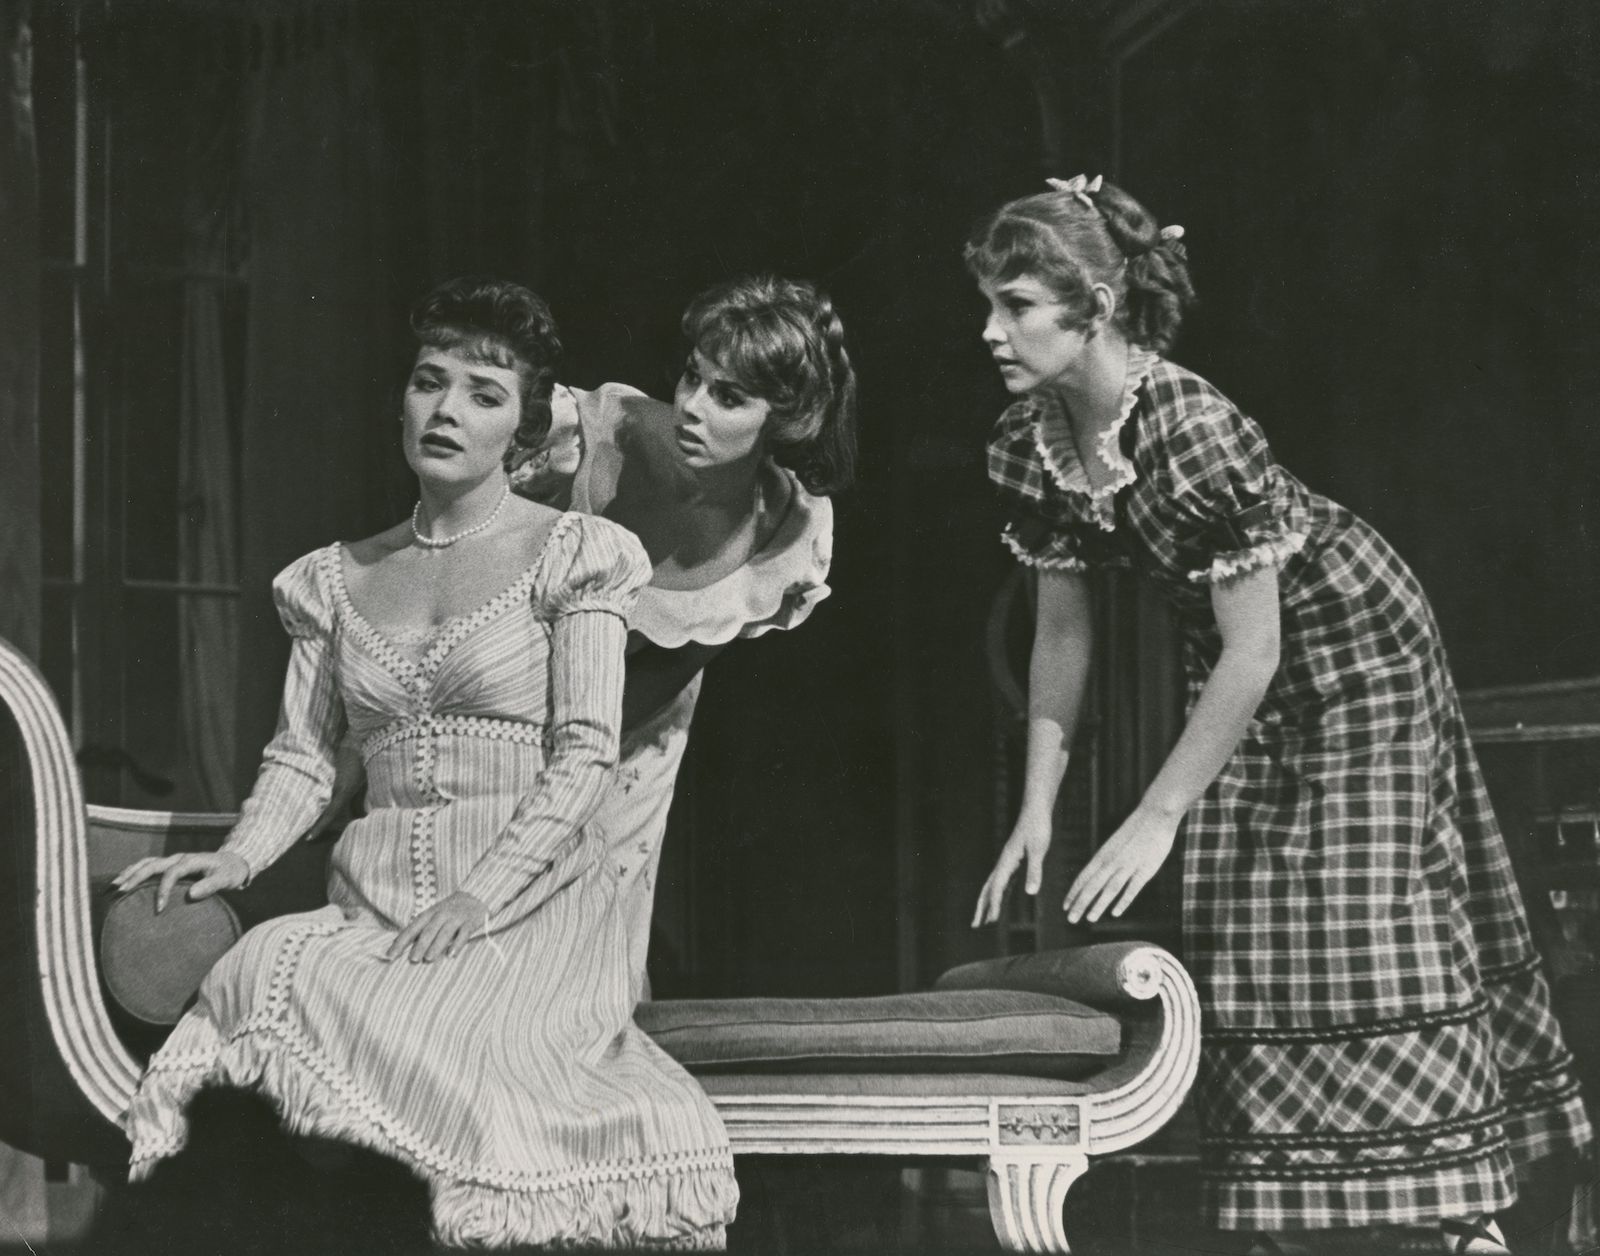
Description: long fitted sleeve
xmin=221 ymin=551 xmax=346 ymax=880
xmin=459 ymin=517 xmax=650 ymax=923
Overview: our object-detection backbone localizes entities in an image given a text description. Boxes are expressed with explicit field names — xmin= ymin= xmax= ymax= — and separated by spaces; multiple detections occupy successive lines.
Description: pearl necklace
xmin=411 ymin=485 xmax=511 ymax=549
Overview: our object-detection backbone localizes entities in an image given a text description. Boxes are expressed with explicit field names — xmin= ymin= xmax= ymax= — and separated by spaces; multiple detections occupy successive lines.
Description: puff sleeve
xmin=1164 ymin=404 xmax=1307 ymax=585
xmin=221 ymin=549 xmax=347 ymax=881
xmin=998 ymin=509 xmax=1094 ymax=574
xmin=458 ymin=516 xmax=652 ymax=925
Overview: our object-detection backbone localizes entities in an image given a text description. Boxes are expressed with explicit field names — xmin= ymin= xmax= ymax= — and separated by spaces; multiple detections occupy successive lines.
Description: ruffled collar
xmin=627 ymin=471 xmax=833 ymax=648
xmin=1022 ymin=344 xmax=1158 ymax=532
xmin=563 ymin=395 xmax=834 ymax=648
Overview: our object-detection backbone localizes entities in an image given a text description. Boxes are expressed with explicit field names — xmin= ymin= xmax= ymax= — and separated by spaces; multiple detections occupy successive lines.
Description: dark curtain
xmin=198 ymin=0 xmax=1045 ymax=995
xmin=204 ymin=0 xmax=1039 ymax=994
xmin=0 ymin=0 xmax=38 ymax=659
xmin=233 ymin=11 xmax=403 ymax=784
xmin=1118 ymin=0 xmax=1600 ymax=687
xmin=230 ymin=4 xmax=570 ymax=775
xmin=177 ymin=128 xmax=242 ymax=809
xmin=0 ymin=0 xmax=44 ymax=1238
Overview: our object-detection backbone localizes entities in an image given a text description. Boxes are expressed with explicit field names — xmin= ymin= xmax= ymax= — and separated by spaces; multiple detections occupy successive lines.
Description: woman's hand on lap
xmin=1063 ymin=804 xmax=1179 ymax=923
xmin=387 ymin=891 xmax=490 ymax=964
xmin=112 ymin=851 xmax=250 ymax=912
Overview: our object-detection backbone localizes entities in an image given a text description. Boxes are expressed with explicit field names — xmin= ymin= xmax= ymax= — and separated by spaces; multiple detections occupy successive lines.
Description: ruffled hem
xmin=431 ymin=1177 xmax=730 ymax=1251
xmin=1188 ymin=531 xmax=1308 ymax=585
xmin=126 ymin=1017 xmax=738 ymax=1250
xmin=1000 ymin=525 xmax=1089 ymax=573
xmin=1029 ymin=345 xmax=1158 ymax=532
xmin=629 ymin=482 xmax=834 ymax=648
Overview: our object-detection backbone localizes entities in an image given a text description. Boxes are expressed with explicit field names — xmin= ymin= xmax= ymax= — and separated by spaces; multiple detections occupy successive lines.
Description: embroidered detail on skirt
xmin=1196 ymin=1011 xmax=1517 ymax=1229
xmin=1203 ymin=997 xmax=1488 ymax=1044
xmin=1193 ymin=970 xmax=1590 ymax=1230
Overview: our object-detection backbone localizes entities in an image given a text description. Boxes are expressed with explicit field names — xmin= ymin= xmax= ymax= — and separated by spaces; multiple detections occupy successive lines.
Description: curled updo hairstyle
xmin=409 ymin=276 xmax=563 ymax=457
xmin=681 ymin=275 xmax=858 ymax=495
xmin=964 ymin=180 xmax=1195 ymax=353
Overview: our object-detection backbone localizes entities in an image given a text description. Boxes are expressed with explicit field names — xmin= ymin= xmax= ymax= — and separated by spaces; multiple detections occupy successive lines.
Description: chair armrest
xmin=85 ymin=805 xmax=239 ymax=879
xmin=939 ymin=943 xmax=1200 ymax=1157
xmin=87 ymin=804 xmax=331 ymax=935
xmin=933 ymin=942 xmax=1170 ymax=1014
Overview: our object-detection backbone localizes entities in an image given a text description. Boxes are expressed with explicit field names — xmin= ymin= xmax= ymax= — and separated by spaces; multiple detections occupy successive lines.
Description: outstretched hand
xmin=1062 ymin=804 xmax=1179 ymax=924
xmin=972 ymin=807 xmax=1054 ymax=927
xmin=112 ymin=850 xmax=250 ymax=912
xmin=385 ymin=891 xmax=490 ymax=964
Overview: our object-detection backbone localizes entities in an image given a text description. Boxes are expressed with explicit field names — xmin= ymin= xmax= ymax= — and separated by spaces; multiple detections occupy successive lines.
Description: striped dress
xmin=988 ymin=346 xmax=1593 ymax=1231
xmin=123 ymin=512 xmax=739 ymax=1249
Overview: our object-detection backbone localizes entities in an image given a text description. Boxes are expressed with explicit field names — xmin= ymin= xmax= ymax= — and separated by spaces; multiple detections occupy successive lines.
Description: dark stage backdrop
xmin=921 ymin=0 xmax=1600 ymax=984
xmin=56 ymin=0 xmax=1600 ymax=995
xmin=84 ymin=0 xmax=1038 ymax=997
xmin=1 ymin=0 xmax=39 ymax=660
xmin=1111 ymin=0 xmax=1600 ymax=688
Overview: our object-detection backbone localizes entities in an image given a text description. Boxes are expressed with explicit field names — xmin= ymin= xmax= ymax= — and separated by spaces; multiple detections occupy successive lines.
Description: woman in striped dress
xmin=966 ymin=177 xmax=1591 ymax=1255
xmin=509 ymin=275 xmax=855 ymax=1002
xmin=112 ymin=278 xmax=738 ymax=1249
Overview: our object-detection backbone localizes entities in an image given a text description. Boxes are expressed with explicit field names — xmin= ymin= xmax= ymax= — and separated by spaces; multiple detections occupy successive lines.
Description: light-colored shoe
xmin=1439 ymin=1216 xmax=1512 ymax=1256
xmin=1244 ymin=1233 xmax=1316 ymax=1256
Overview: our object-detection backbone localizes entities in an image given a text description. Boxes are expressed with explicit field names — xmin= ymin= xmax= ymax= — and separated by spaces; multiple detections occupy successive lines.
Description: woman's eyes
xmin=408 ymin=376 xmax=506 ymax=408
xmin=681 ymin=366 xmax=747 ymax=409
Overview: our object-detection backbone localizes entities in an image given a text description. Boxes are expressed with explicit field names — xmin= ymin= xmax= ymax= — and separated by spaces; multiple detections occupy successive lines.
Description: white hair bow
xmin=1046 ymin=173 xmax=1103 ymax=210
xmin=1047 ymin=176 xmax=1187 ymax=250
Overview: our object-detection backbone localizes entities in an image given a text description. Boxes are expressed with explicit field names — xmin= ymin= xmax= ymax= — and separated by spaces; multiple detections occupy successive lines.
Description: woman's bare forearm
xmin=1018 ymin=572 xmax=1094 ymax=818
xmin=1139 ymin=565 xmax=1281 ymax=821
xmin=1138 ymin=643 xmax=1275 ymax=820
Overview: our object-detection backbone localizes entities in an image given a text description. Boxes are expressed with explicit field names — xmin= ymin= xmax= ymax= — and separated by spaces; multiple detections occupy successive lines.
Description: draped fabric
xmin=0 ymin=5 xmax=44 ymax=1238
xmin=177 ymin=97 xmax=242 ymax=809
xmin=232 ymin=16 xmax=400 ymax=795
xmin=0 ymin=0 xmax=38 ymax=660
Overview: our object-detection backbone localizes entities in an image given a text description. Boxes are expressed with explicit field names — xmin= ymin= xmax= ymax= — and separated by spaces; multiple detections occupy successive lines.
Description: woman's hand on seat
xmin=386 ymin=891 xmax=489 ymax=964
xmin=112 ymin=851 xmax=250 ymax=912
xmin=1063 ymin=804 xmax=1180 ymax=924
xmin=972 ymin=805 xmax=1054 ymax=928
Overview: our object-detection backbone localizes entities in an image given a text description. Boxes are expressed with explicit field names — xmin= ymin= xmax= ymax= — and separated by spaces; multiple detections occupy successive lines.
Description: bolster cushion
xmin=99 ymin=883 xmax=242 ymax=1026
xmin=635 ymin=989 xmax=1122 ymax=1080
xmin=934 ymin=942 xmax=1166 ymax=1011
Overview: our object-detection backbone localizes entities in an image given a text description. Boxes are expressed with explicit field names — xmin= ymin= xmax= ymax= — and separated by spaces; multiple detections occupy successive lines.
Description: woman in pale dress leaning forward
xmin=112 ymin=277 xmax=738 ymax=1249
xmin=510 ymin=275 xmax=857 ymax=1001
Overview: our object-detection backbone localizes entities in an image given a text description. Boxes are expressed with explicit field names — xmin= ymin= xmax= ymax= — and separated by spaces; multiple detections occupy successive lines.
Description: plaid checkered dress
xmin=989 ymin=348 xmax=1593 ymax=1231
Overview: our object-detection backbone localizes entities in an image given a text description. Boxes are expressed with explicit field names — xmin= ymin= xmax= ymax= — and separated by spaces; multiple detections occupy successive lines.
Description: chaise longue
xmin=0 ymin=633 xmax=1199 ymax=1252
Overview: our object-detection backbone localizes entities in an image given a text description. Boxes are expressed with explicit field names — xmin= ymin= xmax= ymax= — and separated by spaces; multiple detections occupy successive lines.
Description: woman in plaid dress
xmin=968 ymin=177 xmax=1591 ymax=1255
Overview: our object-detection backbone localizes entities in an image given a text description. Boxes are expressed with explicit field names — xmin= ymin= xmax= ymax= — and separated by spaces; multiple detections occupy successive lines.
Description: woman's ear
xmin=1091 ymin=283 xmax=1117 ymax=329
